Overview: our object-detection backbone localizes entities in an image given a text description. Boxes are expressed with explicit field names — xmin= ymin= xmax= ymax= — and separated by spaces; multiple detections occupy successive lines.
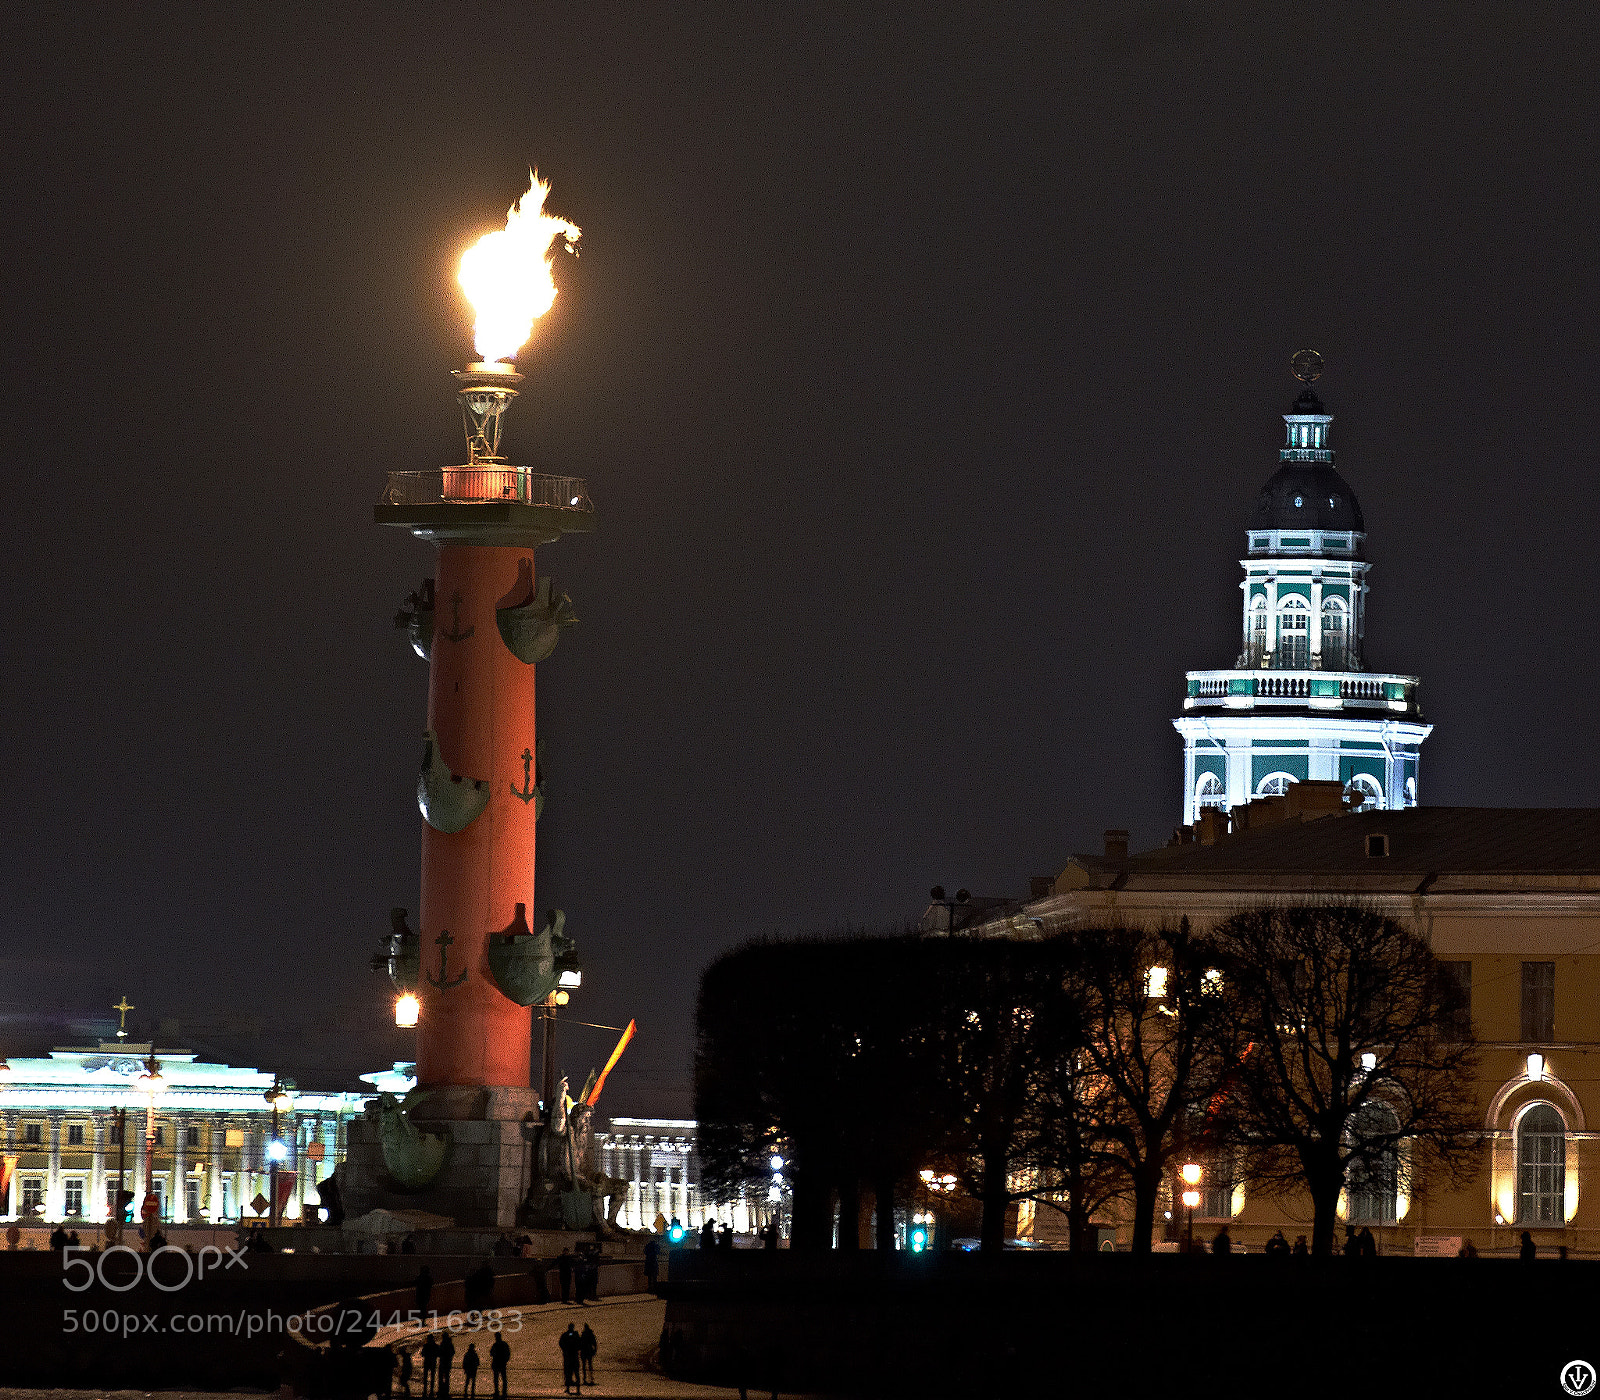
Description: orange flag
xmin=0 ymin=1155 xmax=16 ymax=1199
xmin=585 ymin=1019 xmax=637 ymax=1106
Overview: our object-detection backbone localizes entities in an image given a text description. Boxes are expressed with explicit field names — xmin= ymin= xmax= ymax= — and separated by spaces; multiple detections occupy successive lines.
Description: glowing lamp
xmin=1181 ymin=1162 xmax=1202 ymax=1187
xmin=554 ymin=990 xmax=570 ymax=1006
xmin=770 ymin=1155 xmax=785 ymax=1173
xmin=267 ymin=1140 xmax=288 ymax=1163
xmin=558 ymin=969 xmax=582 ymax=989
xmin=395 ymin=993 xmax=420 ymax=1028
xmin=1494 ymin=1212 xmax=1505 ymax=1226
xmin=909 ymin=1226 xmax=929 ymax=1254
xmin=1182 ymin=1190 xmax=1201 ymax=1210
xmin=1526 ymin=1052 xmax=1545 ymax=1081
xmin=1360 ymin=1052 xmax=1377 ymax=1072
xmin=1146 ymin=966 xmax=1169 ymax=999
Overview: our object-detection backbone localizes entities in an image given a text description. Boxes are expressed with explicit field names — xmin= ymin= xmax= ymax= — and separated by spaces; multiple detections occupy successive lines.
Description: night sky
xmin=5 ymin=6 xmax=1597 ymax=1114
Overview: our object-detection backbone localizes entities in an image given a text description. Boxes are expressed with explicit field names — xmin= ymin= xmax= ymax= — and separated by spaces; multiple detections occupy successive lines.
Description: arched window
xmin=1404 ymin=776 xmax=1417 ymax=807
xmin=1246 ymin=597 xmax=1268 ymax=665
xmin=1277 ymin=595 xmax=1310 ymax=668
xmin=1345 ymin=774 xmax=1385 ymax=812
xmin=1345 ymin=1101 xmax=1400 ymax=1224
xmin=1256 ymin=773 xmax=1295 ymax=798
xmin=1320 ymin=598 xmax=1348 ymax=670
xmin=1517 ymin=1103 xmax=1566 ymax=1225
xmin=1195 ymin=773 xmax=1226 ymax=812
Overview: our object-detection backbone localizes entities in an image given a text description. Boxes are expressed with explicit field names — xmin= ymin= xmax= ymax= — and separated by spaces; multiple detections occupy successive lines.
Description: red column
xmin=417 ymin=543 xmax=540 ymax=1087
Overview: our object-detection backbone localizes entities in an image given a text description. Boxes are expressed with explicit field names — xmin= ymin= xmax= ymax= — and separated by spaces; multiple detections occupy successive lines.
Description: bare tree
xmin=1029 ymin=1042 xmax=1131 ymax=1251
xmin=1071 ymin=920 xmax=1231 ymax=1254
xmin=1208 ymin=903 xmax=1481 ymax=1256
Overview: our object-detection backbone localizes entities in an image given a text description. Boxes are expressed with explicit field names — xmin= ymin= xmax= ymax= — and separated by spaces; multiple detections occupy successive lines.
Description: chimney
xmin=1197 ymin=808 xmax=1228 ymax=845
xmin=1104 ymin=829 xmax=1130 ymax=860
xmin=1029 ymin=875 xmax=1055 ymax=900
xmin=1284 ymin=779 xmax=1353 ymax=821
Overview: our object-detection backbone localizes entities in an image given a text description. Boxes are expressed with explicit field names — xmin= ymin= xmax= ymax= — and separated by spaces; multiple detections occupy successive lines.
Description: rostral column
xmin=377 ymin=177 xmax=588 ymax=1126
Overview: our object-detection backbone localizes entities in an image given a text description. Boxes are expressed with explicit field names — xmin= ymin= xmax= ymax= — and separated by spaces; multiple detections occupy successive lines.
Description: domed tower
xmin=1172 ymin=354 xmax=1431 ymax=825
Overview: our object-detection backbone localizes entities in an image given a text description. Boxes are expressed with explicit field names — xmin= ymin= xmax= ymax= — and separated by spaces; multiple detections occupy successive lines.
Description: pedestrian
xmin=720 ymin=1222 xmax=735 ymax=1251
xmin=644 ymin=1234 xmax=660 ymax=1290
xmin=1357 ymin=1226 xmax=1376 ymax=1257
xmin=557 ymin=1247 xmax=575 ymax=1304
xmin=700 ymin=1217 xmax=716 ymax=1250
xmin=460 ymin=1343 xmax=480 ymax=1398
xmin=421 ymin=1335 xmax=439 ymax=1399
xmin=1265 ymin=1230 xmax=1289 ymax=1256
xmin=583 ymin=1255 xmax=600 ymax=1305
xmin=489 ymin=1332 xmax=511 ymax=1398
xmin=438 ymin=1330 xmax=456 ymax=1398
xmin=762 ymin=1220 xmax=779 ymax=1251
xmin=401 ymin=1233 xmax=417 ymax=1255
xmin=1520 ymin=1230 xmax=1536 ymax=1261
xmin=580 ymin=1323 xmax=597 ymax=1384
xmin=659 ymin=1324 xmax=673 ymax=1371
xmin=397 ymin=1347 xmax=413 ymax=1397
xmin=1457 ymin=1239 xmax=1478 ymax=1258
xmin=416 ymin=1263 xmax=434 ymax=1316
xmin=1209 ymin=1227 xmax=1231 ymax=1255
xmin=1291 ymin=1235 xmax=1308 ymax=1256
xmin=558 ymin=1322 xmax=583 ymax=1394
xmin=1342 ymin=1225 xmax=1359 ymax=1257
xmin=6 ymin=1223 xmax=20 ymax=1249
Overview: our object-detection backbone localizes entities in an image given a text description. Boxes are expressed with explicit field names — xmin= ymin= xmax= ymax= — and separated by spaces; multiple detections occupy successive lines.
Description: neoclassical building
xmin=992 ymin=798 xmax=1600 ymax=1256
xmin=1173 ymin=379 xmax=1431 ymax=824
xmin=0 ymin=1042 xmax=366 ymax=1226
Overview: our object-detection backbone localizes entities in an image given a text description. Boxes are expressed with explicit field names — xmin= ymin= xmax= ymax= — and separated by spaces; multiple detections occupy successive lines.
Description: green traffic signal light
xmin=909 ymin=1226 xmax=928 ymax=1253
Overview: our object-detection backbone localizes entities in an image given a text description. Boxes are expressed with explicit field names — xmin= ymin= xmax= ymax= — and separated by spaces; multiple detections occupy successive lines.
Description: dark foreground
xmin=659 ymin=1249 xmax=1600 ymax=1399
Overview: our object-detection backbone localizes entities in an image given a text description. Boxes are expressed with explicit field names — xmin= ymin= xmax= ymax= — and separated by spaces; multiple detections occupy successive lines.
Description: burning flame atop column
xmin=458 ymin=172 xmax=581 ymax=363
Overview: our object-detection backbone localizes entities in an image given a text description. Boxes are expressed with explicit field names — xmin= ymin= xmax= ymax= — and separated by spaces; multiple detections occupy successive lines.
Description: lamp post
xmin=264 ymin=1075 xmax=294 ymax=1229
xmin=1180 ymin=1162 xmax=1202 ymax=1254
xmin=136 ymin=1056 xmax=165 ymax=1238
xmin=539 ymin=968 xmax=582 ymax=1121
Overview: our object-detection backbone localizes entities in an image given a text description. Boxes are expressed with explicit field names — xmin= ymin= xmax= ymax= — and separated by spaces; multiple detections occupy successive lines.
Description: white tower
xmin=1173 ymin=356 xmax=1431 ymax=825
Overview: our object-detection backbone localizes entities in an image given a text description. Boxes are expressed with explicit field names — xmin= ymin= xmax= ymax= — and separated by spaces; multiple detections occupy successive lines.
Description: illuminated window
xmin=1277 ymin=596 xmax=1310 ymax=668
xmin=1345 ymin=775 xmax=1385 ymax=812
xmin=1145 ymin=966 xmax=1168 ymax=999
xmin=1516 ymin=1104 xmax=1565 ymax=1225
xmin=1404 ymin=776 xmax=1416 ymax=807
xmin=1345 ymin=1102 xmax=1399 ymax=1224
xmin=1195 ymin=773 xmax=1225 ymax=812
xmin=1256 ymin=773 xmax=1295 ymax=798
xmin=1320 ymin=599 xmax=1347 ymax=669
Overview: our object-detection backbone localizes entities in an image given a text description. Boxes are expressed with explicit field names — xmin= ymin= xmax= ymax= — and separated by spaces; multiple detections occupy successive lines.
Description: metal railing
xmin=381 ymin=468 xmax=593 ymax=512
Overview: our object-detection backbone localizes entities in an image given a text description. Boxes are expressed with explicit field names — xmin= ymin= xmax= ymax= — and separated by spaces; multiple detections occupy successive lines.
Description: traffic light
xmin=908 ymin=1225 xmax=929 ymax=1253
xmin=667 ymin=1222 xmax=686 ymax=1243
xmin=116 ymin=1189 xmax=134 ymax=1223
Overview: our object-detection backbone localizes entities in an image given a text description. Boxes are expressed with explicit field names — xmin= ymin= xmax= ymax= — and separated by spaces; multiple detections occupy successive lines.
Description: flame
xmin=458 ymin=172 xmax=580 ymax=363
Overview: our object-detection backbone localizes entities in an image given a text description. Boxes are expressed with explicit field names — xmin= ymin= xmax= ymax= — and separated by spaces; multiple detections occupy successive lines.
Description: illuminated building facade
xmin=0 ymin=1043 xmax=365 ymax=1226
xmin=1173 ymin=381 xmax=1431 ymax=824
xmin=1001 ymin=803 xmax=1600 ymax=1256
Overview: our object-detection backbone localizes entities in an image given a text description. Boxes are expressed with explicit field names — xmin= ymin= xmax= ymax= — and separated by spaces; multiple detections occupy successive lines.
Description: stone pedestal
xmin=340 ymin=1086 xmax=540 ymax=1229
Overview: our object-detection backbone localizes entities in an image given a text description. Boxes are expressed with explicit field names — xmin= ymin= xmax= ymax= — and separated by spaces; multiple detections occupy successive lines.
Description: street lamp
xmin=263 ymin=1074 xmax=295 ymax=1229
xmin=136 ymin=1056 xmax=165 ymax=1238
xmin=1180 ymin=1162 xmax=1203 ymax=1254
xmin=395 ymin=993 xmax=420 ymax=1028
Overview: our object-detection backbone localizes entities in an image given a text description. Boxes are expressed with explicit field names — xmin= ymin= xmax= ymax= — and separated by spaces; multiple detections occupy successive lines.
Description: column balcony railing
xmin=381 ymin=468 xmax=593 ymax=512
xmin=1184 ymin=668 xmax=1422 ymax=717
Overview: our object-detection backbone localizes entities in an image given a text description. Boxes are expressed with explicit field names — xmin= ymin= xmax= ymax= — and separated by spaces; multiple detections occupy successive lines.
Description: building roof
xmin=1064 ymin=808 xmax=1600 ymax=895
xmin=1249 ymin=460 xmax=1364 ymax=535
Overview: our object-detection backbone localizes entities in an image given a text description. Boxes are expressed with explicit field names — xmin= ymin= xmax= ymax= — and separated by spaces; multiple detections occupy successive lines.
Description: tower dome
xmin=1248 ymin=387 xmax=1364 ymax=536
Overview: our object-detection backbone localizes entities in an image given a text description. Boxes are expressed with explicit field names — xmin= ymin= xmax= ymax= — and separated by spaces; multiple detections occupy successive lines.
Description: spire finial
xmin=1291 ymin=349 xmax=1323 ymax=384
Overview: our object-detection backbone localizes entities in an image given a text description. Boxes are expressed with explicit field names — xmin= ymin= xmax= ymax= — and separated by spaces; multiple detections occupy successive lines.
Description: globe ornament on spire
xmin=1290 ymin=348 xmax=1324 ymax=384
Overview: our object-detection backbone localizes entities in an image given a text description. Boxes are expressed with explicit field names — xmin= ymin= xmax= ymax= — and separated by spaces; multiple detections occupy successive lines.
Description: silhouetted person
xmin=701 ymin=1217 xmax=716 ymax=1250
xmin=416 ymin=1264 xmax=434 ymax=1315
xmin=1520 ymin=1230 xmax=1536 ymax=1261
xmin=644 ymin=1234 xmax=660 ymax=1289
xmin=317 ymin=1174 xmax=344 ymax=1227
xmin=401 ymin=1233 xmax=417 ymax=1255
xmin=397 ymin=1348 xmax=413 ymax=1397
xmin=1209 ymin=1227 xmax=1231 ymax=1254
xmin=1265 ymin=1230 xmax=1289 ymax=1256
xmin=461 ymin=1343 xmax=480 ymax=1398
xmin=1342 ymin=1226 xmax=1359 ymax=1257
xmin=1357 ymin=1226 xmax=1376 ymax=1257
xmin=1457 ymin=1239 xmax=1478 ymax=1258
xmin=580 ymin=1323 xmax=597 ymax=1383
xmin=1292 ymin=1235 xmax=1308 ymax=1256
xmin=558 ymin=1322 xmax=583 ymax=1394
xmin=421 ymin=1336 xmax=439 ymax=1398
xmin=558 ymin=1247 xmax=575 ymax=1303
xmin=720 ymin=1222 xmax=735 ymax=1251
xmin=659 ymin=1324 xmax=673 ymax=1371
xmin=438 ymin=1331 xmax=455 ymax=1398
xmin=489 ymin=1334 xmax=510 ymax=1398
xmin=762 ymin=1220 xmax=779 ymax=1250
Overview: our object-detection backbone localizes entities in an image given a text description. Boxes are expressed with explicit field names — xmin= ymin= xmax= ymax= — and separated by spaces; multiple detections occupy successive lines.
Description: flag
xmin=585 ymin=1019 xmax=637 ymax=1106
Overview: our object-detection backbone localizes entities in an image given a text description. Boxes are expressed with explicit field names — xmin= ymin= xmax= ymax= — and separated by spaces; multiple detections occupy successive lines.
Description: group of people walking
xmin=402 ymin=1331 xmax=512 ymax=1398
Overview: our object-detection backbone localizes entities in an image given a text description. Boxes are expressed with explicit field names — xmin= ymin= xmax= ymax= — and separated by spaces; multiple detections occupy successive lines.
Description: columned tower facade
xmin=1172 ymin=367 xmax=1431 ymax=826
